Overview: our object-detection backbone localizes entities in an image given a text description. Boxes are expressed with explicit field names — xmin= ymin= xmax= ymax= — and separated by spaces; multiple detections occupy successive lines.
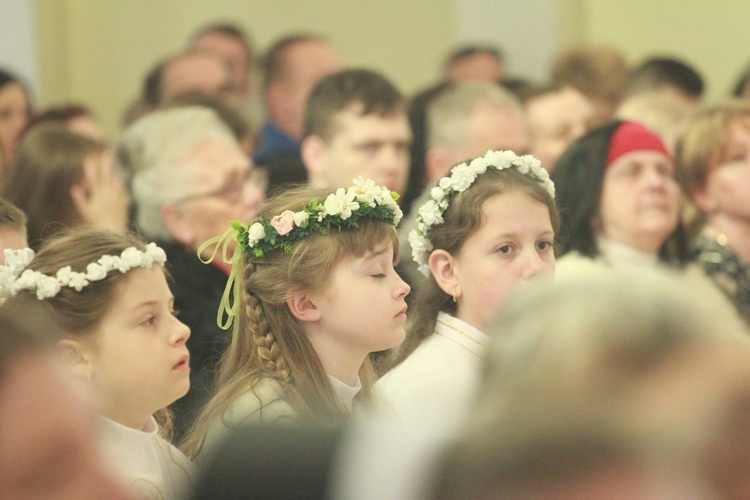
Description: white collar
xmin=434 ymin=311 xmax=490 ymax=357
xmin=98 ymin=415 xmax=159 ymax=456
xmin=328 ymin=375 xmax=362 ymax=411
xmin=597 ymin=236 xmax=659 ymax=267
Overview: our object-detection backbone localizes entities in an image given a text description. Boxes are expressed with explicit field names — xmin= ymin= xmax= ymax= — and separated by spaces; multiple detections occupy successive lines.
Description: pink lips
xmin=173 ymin=354 xmax=189 ymax=370
xmin=395 ymin=305 xmax=408 ymax=319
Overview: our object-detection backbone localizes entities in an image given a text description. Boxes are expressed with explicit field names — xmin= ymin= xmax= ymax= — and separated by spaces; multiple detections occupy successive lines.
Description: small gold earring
xmin=452 ymin=291 xmax=457 ymax=303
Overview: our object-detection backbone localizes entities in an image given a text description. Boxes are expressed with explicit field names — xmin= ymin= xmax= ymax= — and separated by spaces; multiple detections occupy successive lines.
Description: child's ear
xmin=429 ymin=249 xmax=462 ymax=301
xmin=286 ymin=291 xmax=322 ymax=323
xmin=300 ymin=135 xmax=328 ymax=185
xmin=57 ymin=338 xmax=93 ymax=381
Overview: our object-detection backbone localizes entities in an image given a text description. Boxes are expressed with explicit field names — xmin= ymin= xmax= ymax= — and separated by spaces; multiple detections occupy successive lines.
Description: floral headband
xmin=198 ymin=177 xmax=403 ymax=339
xmin=409 ymin=150 xmax=555 ymax=277
xmin=0 ymin=244 xmax=167 ymax=302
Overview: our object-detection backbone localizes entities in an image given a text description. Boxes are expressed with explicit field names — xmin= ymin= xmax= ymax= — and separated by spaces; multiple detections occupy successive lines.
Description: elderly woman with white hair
xmin=117 ymin=106 xmax=265 ymax=439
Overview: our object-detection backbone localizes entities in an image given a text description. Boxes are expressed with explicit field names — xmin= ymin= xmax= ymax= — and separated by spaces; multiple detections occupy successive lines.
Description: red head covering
xmin=606 ymin=121 xmax=671 ymax=167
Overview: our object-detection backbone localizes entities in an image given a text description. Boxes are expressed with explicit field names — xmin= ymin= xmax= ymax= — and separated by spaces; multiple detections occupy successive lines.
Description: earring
xmin=452 ymin=291 xmax=457 ymax=303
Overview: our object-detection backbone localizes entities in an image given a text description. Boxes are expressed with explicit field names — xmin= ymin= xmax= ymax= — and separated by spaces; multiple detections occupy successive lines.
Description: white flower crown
xmin=408 ymin=150 xmax=555 ymax=277
xmin=0 ymin=243 xmax=167 ymax=302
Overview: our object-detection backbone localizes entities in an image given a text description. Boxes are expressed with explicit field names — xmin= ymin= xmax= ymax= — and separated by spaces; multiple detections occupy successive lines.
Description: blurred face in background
xmin=0 ymin=82 xmax=30 ymax=165
xmin=598 ymin=150 xmax=680 ymax=253
xmin=526 ymin=87 xmax=595 ymax=172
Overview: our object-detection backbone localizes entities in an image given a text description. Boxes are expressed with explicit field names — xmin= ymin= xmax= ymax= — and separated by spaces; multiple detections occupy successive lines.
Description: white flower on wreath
xmin=352 ymin=177 xmax=378 ymax=207
xmin=117 ymin=247 xmax=142 ymax=273
xmin=324 ymin=188 xmax=360 ymax=220
xmin=469 ymin=156 xmax=489 ymax=174
xmin=293 ymin=210 xmax=309 ymax=228
xmin=408 ymin=230 xmax=433 ymax=264
xmin=418 ymin=199 xmax=444 ymax=227
xmin=97 ymin=255 xmax=117 ymax=272
xmin=67 ymin=272 xmax=90 ymax=292
xmin=430 ymin=186 xmax=446 ymax=202
xmin=86 ymin=263 xmax=108 ymax=281
xmin=247 ymin=222 xmax=266 ymax=247
xmin=378 ymin=190 xmax=403 ymax=225
xmin=450 ymin=163 xmax=478 ymax=192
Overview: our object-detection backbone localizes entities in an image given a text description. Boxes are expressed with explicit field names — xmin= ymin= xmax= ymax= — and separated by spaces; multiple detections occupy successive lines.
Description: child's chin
xmin=382 ymin=328 xmax=406 ymax=350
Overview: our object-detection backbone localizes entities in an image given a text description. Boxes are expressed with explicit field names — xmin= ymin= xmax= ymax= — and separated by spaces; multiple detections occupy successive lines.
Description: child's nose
xmin=520 ymin=250 xmax=547 ymax=280
xmin=394 ymin=273 xmax=411 ymax=299
xmin=171 ymin=317 xmax=191 ymax=344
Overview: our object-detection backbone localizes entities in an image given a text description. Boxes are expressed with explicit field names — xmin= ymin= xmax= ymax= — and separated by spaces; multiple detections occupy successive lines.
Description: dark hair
xmin=1 ymin=124 xmax=106 ymax=249
xmin=0 ymin=196 xmax=26 ymax=232
xmin=625 ymin=57 xmax=704 ymax=98
xmin=731 ymin=62 xmax=750 ymax=98
xmin=445 ymin=45 xmax=504 ymax=67
xmin=262 ymin=34 xmax=325 ymax=90
xmin=191 ymin=22 xmax=251 ymax=46
xmin=551 ymin=120 xmax=688 ymax=264
xmin=0 ymin=68 xmax=24 ymax=92
xmin=24 ymin=104 xmax=95 ymax=135
xmin=303 ymin=69 xmax=405 ymax=140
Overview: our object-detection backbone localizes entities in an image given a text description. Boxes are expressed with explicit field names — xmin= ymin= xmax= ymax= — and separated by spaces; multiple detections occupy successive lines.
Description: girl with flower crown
xmin=180 ymin=178 xmax=410 ymax=461
xmin=1 ymin=227 xmax=196 ymax=499
xmin=375 ymin=150 xmax=559 ymax=428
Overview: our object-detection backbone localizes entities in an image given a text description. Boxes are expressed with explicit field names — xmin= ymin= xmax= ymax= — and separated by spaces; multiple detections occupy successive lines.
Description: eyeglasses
xmin=173 ymin=167 xmax=268 ymax=205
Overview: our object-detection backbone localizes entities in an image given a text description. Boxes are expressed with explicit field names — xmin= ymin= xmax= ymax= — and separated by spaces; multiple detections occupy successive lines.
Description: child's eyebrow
xmin=364 ymin=246 xmax=389 ymax=260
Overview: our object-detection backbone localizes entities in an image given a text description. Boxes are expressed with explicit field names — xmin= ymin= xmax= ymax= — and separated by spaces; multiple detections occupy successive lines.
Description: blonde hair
xmin=676 ymin=99 xmax=750 ymax=197
xmin=388 ymin=168 xmax=559 ymax=370
xmin=181 ymin=185 xmax=399 ymax=457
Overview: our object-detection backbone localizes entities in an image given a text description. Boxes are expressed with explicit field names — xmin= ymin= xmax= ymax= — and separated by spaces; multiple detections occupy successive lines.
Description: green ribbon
xmin=197 ymin=226 xmax=243 ymax=344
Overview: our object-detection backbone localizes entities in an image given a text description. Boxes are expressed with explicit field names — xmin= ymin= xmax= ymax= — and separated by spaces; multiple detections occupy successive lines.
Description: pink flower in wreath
xmin=271 ymin=210 xmax=296 ymax=235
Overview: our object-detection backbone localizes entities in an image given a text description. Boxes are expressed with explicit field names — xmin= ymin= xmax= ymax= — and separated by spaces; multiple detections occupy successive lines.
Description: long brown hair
xmin=389 ymin=168 xmax=559 ymax=370
xmin=181 ymin=185 xmax=400 ymax=458
xmin=1 ymin=124 xmax=106 ymax=249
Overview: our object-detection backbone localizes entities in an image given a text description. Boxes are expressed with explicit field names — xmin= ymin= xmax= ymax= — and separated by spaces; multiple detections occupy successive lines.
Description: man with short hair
xmin=190 ymin=23 xmax=254 ymax=109
xmin=254 ymin=35 xmax=343 ymax=166
xmin=624 ymin=57 xmax=704 ymax=105
xmin=443 ymin=45 xmax=505 ymax=83
xmin=300 ymin=69 xmax=412 ymax=196
xmin=425 ymin=81 xmax=528 ymax=181
xmin=520 ymin=84 xmax=595 ymax=172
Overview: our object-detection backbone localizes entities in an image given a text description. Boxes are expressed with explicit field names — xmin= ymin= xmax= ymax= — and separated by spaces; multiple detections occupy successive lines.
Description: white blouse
xmin=98 ymin=416 xmax=197 ymax=500
xmin=374 ymin=312 xmax=490 ymax=429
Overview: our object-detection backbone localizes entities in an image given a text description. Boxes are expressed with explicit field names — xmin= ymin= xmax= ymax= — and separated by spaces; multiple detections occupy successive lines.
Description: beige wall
xmin=579 ymin=0 xmax=749 ymax=101
xmin=34 ymin=0 xmax=457 ymax=136
xmin=33 ymin=0 xmax=749 ymax=137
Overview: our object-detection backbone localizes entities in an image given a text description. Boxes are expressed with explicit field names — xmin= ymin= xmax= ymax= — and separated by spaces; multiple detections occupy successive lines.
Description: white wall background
xmin=0 ymin=0 xmax=39 ymax=98
xmin=455 ymin=0 xmax=559 ymax=82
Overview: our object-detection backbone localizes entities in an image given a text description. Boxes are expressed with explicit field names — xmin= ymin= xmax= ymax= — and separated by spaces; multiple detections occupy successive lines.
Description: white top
xmin=98 ymin=416 xmax=197 ymax=500
xmin=374 ymin=312 xmax=490 ymax=429
xmin=199 ymin=375 xmax=361 ymax=464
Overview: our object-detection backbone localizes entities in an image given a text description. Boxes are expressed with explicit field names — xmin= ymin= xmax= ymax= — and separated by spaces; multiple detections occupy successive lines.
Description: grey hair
xmin=116 ymin=106 xmax=239 ymax=241
xmin=426 ymin=82 xmax=524 ymax=150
